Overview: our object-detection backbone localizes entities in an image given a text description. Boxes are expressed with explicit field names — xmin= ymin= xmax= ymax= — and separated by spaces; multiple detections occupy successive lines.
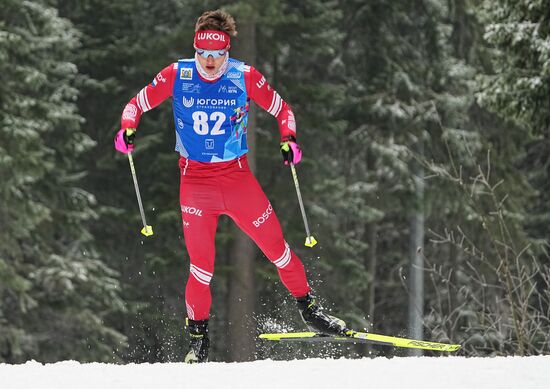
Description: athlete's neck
xmin=195 ymin=53 xmax=229 ymax=82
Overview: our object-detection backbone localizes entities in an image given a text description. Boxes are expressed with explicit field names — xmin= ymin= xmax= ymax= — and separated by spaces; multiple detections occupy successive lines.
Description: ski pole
xmin=289 ymin=163 xmax=317 ymax=247
xmin=127 ymin=152 xmax=153 ymax=237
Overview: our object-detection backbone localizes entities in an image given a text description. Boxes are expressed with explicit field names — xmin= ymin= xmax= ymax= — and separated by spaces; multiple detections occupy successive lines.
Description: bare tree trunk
xmin=408 ymin=140 xmax=425 ymax=356
xmin=227 ymin=20 xmax=257 ymax=362
xmin=362 ymin=222 xmax=378 ymax=357
xmin=363 ymin=148 xmax=378 ymax=357
xmin=366 ymin=223 xmax=378 ymax=326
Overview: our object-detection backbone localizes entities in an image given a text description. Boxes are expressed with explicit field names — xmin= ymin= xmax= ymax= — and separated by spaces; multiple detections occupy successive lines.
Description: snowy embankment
xmin=1 ymin=356 xmax=549 ymax=389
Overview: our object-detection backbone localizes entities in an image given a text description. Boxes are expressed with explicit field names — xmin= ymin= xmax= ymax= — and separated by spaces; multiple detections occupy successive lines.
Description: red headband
xmin=194 ymin=30 xmax=230 ymax=50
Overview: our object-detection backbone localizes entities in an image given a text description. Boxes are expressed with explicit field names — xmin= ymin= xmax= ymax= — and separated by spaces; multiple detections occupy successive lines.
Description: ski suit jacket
xmin=120 ymin=58 xmax=297 ymax=162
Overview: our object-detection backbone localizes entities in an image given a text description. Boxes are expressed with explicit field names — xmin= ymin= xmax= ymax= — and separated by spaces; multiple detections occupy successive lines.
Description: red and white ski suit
xmin=120 ymin=60 xmax=311 ymax=320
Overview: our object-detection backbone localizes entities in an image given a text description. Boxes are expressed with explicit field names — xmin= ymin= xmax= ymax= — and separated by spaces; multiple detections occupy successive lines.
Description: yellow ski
xmin=259 ymin=330 xmax=461 ymax=352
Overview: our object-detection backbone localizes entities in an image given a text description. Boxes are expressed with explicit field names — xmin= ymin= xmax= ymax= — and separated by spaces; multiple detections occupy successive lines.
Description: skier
xmin=115 ymin=9 xmax=345 ymax=363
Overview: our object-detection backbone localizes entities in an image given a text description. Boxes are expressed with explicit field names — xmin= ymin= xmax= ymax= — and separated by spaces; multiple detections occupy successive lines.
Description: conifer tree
xmin=477 ymin=0 xmax=550 ymax=252
xmin=55 ymin=0 xmax=205 ymax=362
xmin=0 ymin=0 xmax=125 ymax=362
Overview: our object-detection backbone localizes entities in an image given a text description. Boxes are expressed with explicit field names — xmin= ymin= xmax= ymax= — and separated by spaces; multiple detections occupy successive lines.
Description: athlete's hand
xmin=114 ymin=128 xmax=136 ymax=154
xmin=280 ymin=135 xmax=302 ymax=165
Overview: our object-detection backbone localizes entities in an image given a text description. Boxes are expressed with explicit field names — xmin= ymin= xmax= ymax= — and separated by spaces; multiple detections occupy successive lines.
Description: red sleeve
xmin=244 ymin=65 xmax=297 ymax=141
xmin=120 ymin=63 xmax=177 ymax=129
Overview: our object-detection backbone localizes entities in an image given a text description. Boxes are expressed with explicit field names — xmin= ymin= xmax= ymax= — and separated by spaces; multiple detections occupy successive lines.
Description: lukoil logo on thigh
xmin=181 ymin=205 xmax=203 ymax=217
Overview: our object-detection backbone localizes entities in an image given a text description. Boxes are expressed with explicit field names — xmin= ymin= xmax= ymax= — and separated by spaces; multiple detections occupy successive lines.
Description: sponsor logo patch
xmin=156 ymin=73 xmax=166 ymax=83
xmin=196 ymin=98 xmax=236 ymax=107
xmin=122 ymin=104 xmax=138 ymax=120
xmin=253 ymin=203 xmax=273 ymax=227
xmin=217 ymin=85 xmax=238 ymax=94
xmin=205 ymin=139 xmax=215 ymax=149
xmin=177 ymin=118 xmax=184 ymax=129
xmin=181 ymin=205 xmax=203 ymax=217
xmin=182 ymin=96 xmax=195 ymax=108
xmin=287 ymin=110 xmax=296 ymax=131
xmin=256 ymin=76 xmax=266 ymax=89
xmin=180 ymin=68 xmax=193 ymax=80
xmin=182 ymin=83 xmax=201 ymax=93
xmin=196 ymin=32 xmax=227 ymax=42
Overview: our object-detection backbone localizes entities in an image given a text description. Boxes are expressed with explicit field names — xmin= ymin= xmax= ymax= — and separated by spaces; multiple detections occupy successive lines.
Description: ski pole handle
xmin=289 ymin=163 xmax=317 ymax=247
xmin=127 ymin=152 xmax=153 ymax=237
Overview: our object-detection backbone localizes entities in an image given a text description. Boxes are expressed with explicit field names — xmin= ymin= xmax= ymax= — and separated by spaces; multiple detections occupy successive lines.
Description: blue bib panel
xmin=173 ymin=58 xmax=249 ymax=162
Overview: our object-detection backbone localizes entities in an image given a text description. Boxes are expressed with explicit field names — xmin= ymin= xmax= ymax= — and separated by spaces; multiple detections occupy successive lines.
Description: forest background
xmin=1 ymin=0 xmax=549 ymax=363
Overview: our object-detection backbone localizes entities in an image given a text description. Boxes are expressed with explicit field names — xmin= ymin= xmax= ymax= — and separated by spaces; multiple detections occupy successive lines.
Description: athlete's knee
xmin=268 ymin=241 xmax=294 ymax=269
xmin=188 ymin=262 xmax=214 ymax=286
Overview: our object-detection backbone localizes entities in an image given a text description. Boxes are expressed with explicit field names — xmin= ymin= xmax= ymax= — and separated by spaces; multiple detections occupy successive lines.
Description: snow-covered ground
xmin=1 ymin=356 xmax=549 ymax=389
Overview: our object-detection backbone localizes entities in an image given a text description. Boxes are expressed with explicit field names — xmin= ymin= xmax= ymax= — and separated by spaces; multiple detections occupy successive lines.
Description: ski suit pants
xmin=179 ymin=155 xmax=311 ymax=321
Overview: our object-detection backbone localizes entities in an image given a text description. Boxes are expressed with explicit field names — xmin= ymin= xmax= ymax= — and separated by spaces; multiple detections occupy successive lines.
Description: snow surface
xmin=1 ymin=356 xmax=549 ymax=389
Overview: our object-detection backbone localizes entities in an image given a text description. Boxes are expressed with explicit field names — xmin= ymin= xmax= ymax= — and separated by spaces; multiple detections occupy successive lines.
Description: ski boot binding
xmin=184 ymin=318 xmax=209 ymax=363
xmin=297 ymin=293 xmax=347 ymax=335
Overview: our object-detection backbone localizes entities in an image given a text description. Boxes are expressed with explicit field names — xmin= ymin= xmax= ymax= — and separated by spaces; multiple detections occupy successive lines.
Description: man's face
xmin=195 ymin=48 xmax=228 ymax=76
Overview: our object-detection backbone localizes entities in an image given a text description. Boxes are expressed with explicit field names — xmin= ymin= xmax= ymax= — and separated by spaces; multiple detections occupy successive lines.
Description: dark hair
xmin=195 ymin=9 xmax=237 ymax=37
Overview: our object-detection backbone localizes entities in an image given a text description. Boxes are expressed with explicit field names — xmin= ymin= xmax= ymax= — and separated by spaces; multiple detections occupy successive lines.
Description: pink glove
xmin=280 ymin=136 xmax=302 ymax=165
xmin=114 ymin=128 xmax=136 ymax=154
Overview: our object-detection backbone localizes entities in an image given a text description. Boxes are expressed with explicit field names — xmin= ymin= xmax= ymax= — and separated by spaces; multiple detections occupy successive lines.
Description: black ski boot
xmin=296 ymin=293 xmax=347 ymax=335
xmin=184 ymin=319 xmax=209 ymax=363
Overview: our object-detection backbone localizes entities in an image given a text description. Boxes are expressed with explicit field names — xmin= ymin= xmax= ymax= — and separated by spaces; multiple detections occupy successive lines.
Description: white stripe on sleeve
xmin=136 ymin=90 xmax=147 ymax=112
xmin=137 ymin=88 xmax=152 ymax=112
xmin=142 ymin=87 xmax=152 ymax=111
xmin=136 ymin=91 xmax=144 ymax=112
xmin=268 ymin=93 xmax=282 ymax=117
